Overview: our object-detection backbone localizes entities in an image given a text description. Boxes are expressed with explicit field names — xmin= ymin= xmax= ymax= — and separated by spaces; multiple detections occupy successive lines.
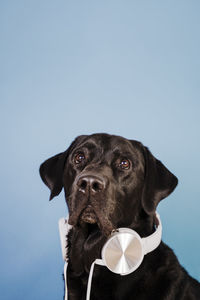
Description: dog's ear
xmin=39 ymin=135 xmax=87 ymax=201
xmin=39 ymin=151 xmax=68 ymax=200
xmin=142 ymin=146 xmax=178 ymax=214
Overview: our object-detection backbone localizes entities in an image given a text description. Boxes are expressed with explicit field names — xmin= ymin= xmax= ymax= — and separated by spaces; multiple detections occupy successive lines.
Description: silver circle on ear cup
xmin=101 ymin=229 xmax=144 ymax=275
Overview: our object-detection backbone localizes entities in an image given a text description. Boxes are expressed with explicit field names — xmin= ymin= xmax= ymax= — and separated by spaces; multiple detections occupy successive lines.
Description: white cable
xmin=64 ymin=262 xmax=68 ymax=300
xmin=86 ymin=259 xmax=105 ymax=300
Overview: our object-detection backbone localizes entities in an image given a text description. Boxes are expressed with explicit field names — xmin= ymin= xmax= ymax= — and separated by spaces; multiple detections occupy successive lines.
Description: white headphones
xmin=59 ymin=212 xmax=162 ymax=300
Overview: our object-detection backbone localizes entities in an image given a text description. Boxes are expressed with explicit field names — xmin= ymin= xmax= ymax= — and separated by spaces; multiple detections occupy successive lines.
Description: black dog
xmin=40 ymin=133 xmax=200 ymax=299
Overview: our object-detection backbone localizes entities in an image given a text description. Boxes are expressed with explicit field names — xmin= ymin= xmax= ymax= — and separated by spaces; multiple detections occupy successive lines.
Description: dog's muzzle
xmin=59 ymin=212 xmax=162 ymax=300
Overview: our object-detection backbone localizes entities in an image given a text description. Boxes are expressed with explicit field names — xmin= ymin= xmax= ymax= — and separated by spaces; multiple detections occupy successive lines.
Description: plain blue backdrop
xmin=1 ymin=1 xmax=200 ymax=299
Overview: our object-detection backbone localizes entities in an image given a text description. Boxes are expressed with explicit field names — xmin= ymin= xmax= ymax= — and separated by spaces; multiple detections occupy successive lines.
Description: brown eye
xmin=119 ymin=159 xmax=130 ymax=170
xmin=74 ymin=153 xmax=85 ymax=164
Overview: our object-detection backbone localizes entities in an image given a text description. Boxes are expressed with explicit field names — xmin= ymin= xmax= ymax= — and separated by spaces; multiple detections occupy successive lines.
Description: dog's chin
xmin=69 ymin=205 xmax=115 ymax=237
xmin=80 ymin=206 xmax=98 ymax=224
xmin=81 ymin=214 xmax=97 ymax=224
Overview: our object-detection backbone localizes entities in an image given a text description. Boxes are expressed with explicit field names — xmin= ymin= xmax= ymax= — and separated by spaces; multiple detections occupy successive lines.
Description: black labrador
xmin=40 ymin=133 xmax=200 ymax=299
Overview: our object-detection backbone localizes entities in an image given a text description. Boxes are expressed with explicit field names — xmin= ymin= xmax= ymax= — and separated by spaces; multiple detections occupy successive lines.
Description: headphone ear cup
xmin=101 ymin=229 xmax=144 ymax=275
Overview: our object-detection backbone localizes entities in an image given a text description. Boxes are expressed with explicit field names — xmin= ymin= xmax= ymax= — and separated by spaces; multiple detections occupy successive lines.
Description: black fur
xmin=40 ymin=133 xmax=200 ymax=299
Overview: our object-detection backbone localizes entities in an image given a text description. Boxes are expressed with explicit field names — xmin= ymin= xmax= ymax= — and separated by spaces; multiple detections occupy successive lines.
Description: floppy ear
xmin=39 ymin=135 xmax=88 ymax=200
xmin=142 ymin=146 xmax=178 ymax=214
xmin=39 ymin=151 xmax=68 ymax=200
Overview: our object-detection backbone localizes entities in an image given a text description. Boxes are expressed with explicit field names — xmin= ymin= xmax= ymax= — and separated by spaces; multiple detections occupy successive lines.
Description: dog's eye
xmin=119 ymin=159 xmax=130 ymax=170
xmin=74 ymin=153 xmax=85 ymax=164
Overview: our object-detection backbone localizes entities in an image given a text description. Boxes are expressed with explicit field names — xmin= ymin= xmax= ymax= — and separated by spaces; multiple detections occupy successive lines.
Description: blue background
xmin=1 ymin=1 xmax=200 ymax=299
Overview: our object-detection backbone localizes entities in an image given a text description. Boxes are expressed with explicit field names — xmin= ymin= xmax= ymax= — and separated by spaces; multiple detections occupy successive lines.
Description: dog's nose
xmin=77 ymin=175 xmax=105 ymax=194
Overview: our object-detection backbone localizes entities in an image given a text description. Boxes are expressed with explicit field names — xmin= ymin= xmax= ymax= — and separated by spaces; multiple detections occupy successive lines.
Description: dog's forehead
xmin=75 ymin=134 xmax=139 ymax=154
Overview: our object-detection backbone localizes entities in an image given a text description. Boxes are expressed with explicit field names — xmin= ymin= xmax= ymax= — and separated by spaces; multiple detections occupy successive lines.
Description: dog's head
xmin=40 ymin=134 xmax=178 ymax=236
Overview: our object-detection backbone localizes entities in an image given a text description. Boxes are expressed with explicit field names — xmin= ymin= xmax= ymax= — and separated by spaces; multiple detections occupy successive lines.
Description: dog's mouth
xmin=68 ymin=201 xmax=115 ymax=237
xmin=80 ymin=205 xmax=97 ymax=224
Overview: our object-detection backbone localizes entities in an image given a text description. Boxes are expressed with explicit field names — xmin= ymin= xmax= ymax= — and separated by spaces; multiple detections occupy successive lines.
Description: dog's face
xmin=63 ymin=134 xmax=146 ymax=236
xmin=40 ymin=134 xmax=178 ymax=236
